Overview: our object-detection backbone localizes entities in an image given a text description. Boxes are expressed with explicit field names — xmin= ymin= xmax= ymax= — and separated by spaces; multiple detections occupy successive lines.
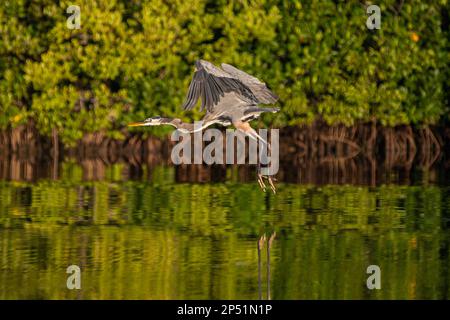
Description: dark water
xmin=1 ymin=159 xmax=449 ymax=300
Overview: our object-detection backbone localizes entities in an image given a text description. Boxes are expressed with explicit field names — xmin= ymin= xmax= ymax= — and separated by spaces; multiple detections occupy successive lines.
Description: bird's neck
xmin=162 ymin=118 xmax=196 ymax=133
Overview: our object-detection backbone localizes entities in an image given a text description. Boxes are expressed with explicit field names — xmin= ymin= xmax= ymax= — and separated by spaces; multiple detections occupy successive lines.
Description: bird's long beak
xmin=128 ymin=121 xmax=147 ymax=127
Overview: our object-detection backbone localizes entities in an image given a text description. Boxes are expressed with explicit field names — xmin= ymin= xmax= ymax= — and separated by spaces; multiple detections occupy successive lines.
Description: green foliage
xmin=0 ymin=1 xmax=448 ymax=144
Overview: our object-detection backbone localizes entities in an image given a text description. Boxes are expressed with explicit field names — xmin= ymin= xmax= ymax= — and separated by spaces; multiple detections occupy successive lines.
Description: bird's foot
xmin=257 ymin=173 xmax=277 ymax=194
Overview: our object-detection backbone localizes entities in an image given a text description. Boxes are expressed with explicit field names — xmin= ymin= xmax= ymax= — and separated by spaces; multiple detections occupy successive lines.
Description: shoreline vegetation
xmin=1 ymin=1 xmax=449 ymax=146
xmin=1 ymin=121 xmax=448 ymax=185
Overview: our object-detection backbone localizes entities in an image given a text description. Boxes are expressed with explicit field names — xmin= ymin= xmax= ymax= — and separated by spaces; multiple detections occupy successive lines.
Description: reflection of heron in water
xmin=128 ymin=60 xmax=279 ymax=193
xmin=258 ymin=232 xmax=276 ymax=300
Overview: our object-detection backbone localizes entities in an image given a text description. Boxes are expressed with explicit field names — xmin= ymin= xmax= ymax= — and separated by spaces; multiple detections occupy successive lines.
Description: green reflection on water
xmin=0 ymin=163 xmax=449 ymax=299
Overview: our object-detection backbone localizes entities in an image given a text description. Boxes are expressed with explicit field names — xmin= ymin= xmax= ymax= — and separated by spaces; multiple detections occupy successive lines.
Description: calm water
xmin=0 ymin=161 xmax=449 ymax=299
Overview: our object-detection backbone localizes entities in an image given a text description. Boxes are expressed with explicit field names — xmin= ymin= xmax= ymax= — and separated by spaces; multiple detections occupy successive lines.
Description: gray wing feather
xmin=221 ymin=63 xmax=278 ymax=104
xmin=182 ymin=60 xmax=257 ymax=112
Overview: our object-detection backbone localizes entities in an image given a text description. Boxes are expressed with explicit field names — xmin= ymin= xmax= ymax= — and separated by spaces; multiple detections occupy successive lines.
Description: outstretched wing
xmin=182 ymin=60 xmax=256 ymax=113
xmin=221 ymin=63 xmax=278 ymax=104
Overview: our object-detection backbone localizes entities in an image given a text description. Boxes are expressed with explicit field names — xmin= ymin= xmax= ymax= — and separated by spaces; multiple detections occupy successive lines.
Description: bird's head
xmin=128 ymin=116 xmax=163 ymax=127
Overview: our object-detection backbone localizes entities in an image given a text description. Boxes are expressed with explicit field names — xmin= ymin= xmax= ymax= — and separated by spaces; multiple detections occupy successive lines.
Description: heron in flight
xmin=128 ymin=60 xmax=279 ymax=192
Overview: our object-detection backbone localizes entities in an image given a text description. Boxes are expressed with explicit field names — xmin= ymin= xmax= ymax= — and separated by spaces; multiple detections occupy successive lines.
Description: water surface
xmin=1 ymin=161 xmax=449 ymax=299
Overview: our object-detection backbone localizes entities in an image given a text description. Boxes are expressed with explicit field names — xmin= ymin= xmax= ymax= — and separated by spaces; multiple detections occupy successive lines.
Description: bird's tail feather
xmin=244 ymin=107 xmax=280 ymax=115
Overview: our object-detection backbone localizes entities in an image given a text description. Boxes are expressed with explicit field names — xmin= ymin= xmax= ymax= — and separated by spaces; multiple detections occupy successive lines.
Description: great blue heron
xmin=128 ymin=59 xmax=280 ymax=192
